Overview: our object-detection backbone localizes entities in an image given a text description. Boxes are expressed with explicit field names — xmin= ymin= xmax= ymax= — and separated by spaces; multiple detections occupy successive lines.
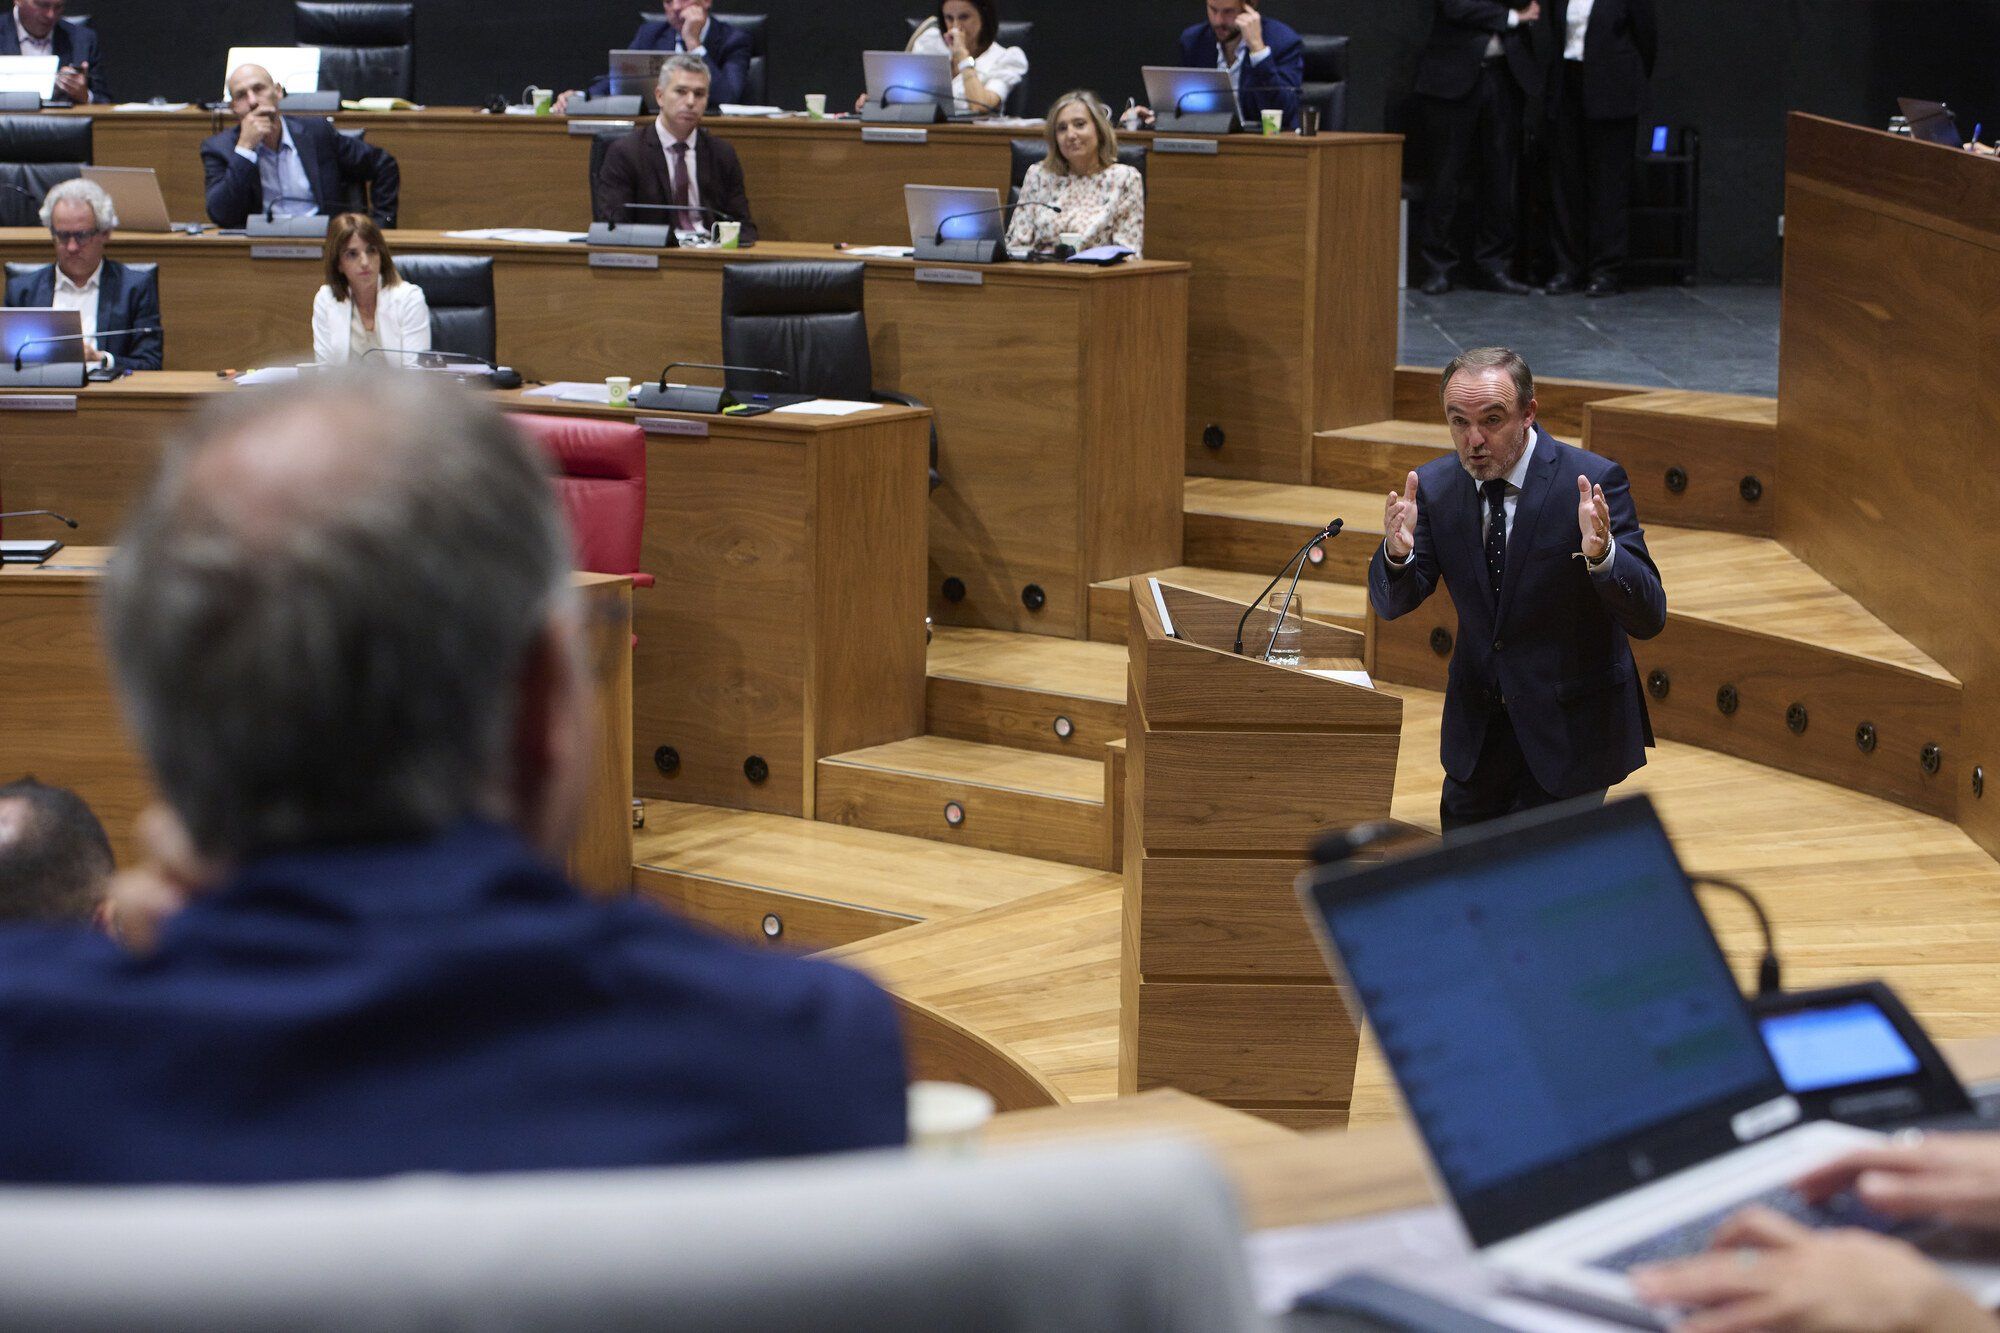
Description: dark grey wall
xmin=87 ymin=0 xmax=2000 ymax=280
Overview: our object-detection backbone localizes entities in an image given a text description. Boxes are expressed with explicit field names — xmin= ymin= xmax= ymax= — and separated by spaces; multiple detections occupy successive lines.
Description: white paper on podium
xmin=770 ymin=399 xmax=880 ymax=417
xmin=231 ymin=366 xmax=302 ymax=386
xmin=442 ymin=228 xmax=587 ymax=244
xmin=519 ymin=381 xmax=627 ymax=404
xmin=1305 ymin=667 xmax=1374 ymax=689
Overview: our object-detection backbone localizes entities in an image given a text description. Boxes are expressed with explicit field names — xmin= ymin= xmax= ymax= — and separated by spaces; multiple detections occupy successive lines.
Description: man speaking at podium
xmin=1368 ymin=347 xmax=1665 ymax=832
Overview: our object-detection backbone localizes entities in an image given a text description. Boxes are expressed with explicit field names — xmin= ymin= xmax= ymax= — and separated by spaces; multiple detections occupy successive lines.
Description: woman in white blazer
xmin=312 ymin=212 xmax=431 ymax=366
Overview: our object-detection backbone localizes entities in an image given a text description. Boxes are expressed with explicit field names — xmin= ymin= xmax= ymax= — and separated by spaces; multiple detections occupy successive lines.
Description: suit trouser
xmin=1440 ymin=707 xmax=1606 ymax=835
xmin=1548 ymin=64 xmax=1636 ymax=283
xmin=1417 ymin=60 xmax=1524 ymax=278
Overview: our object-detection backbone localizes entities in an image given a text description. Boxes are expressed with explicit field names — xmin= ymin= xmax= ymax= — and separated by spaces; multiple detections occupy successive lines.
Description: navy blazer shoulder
xmin=4 ymin=257 xmax=162 ymax=370
xmin=1367 ymin=430 xmax=1666 ymax=797
xmin=0 ymin=16 xmax=106 ymax=102
xmin=587 ymin=15 xmax=751 ymax=105
xmin=1175 ymin=17 xmax=1305 ymax=128
xmin=0 ymin=822 xmax=907 ymax=1185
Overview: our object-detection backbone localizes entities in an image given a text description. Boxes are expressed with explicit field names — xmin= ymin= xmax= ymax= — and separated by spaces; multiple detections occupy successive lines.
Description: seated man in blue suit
xmin=200 ymin=63 xmax=400 ymax=229
xmin=0 ymin=370 xmax=909 ymax=1184
xmin=1369 ymin=347 xmax=1666 ymax=832
xmin=1127 ymin=0 xmax=1304 ymax=131
xmin=0 ymin=0 xmax=107 ymax=103
xmin=555 ymin=0 xmax=752 ymax=112
xmin=5 ymin=177 xmax=161 ymax=371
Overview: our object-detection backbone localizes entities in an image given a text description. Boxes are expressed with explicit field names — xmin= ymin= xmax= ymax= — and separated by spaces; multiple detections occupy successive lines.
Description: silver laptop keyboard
xmin=1591 ymin=1186 xmax=1913 ymax=1272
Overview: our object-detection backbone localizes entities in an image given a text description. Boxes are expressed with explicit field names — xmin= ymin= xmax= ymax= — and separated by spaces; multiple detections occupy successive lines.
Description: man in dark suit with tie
xmin=1175 ymin=0 xmax=1303 ymax=130
xmin=0 ymin=0 xmax=107 ymax=103
xmin=199 ymin=63 xmax=400 ymax=229
xmin=1368 ymin=347 xmax=1666 ymax=832
xmin=559 ymin=0 xmax=752 ymax=111
xmin=1543 ymin=0 xmax=1657 ymax=295
xmin=1413 ymin=0 xmax=1547 ymax=295
xmin=596 ymin=54 xmax=757 ymax=241
xmin=5 ymin=177 xmax=160 ymax=371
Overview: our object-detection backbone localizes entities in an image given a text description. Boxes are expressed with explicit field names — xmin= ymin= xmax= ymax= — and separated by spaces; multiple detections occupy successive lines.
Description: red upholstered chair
xmin=510 ymin=413 xmax=654 ymax=590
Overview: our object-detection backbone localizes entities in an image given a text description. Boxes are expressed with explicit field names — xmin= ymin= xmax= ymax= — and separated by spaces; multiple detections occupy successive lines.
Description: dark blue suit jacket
xmin=586 ymin=16 xmax=752 ymax=106
xmin=1177 ymin=17 xmax=1304 ymax=129
xmin=1368 ymin=430 xmax=1666 ymax=797
xmin=0 ymin=822 xmax=908 ymax=1184
xmin=199 ymin=115 xmax=400 ymax=229
xmin=4 ymin=257 xmax=162 ymax=370
xmin=0 ymin=15 xmax=106 ymax=103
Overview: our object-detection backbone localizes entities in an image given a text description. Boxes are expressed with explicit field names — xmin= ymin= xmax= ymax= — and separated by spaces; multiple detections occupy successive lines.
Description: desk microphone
xmin=933 ymin=199 xmax=1056 ymax=244
xmin=12 ymin=328 xmax=160 ymax=371
xmin=262 ymin=195 xmax=324 ymax=222
xmin=1232 ymin=517 xmax=1342 ymax=657
xmin=646 ymin=361 xmax=787 ymax=393
xmin=0 ymin=509 xmax=78 ymax=528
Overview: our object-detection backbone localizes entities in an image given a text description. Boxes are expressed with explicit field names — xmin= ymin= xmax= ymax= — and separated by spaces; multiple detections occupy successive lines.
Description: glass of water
xmin=1263 ymin=589 xmax=1303 ymax=666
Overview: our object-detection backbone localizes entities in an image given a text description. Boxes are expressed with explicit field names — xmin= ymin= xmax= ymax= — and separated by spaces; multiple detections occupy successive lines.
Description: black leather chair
xmin=296 ymin=1 xmax=417 ymax=101
xmin=587 ymin=128 xmax=624 ymax=222
xmin=0 ymin=115 xmax=91 ymax=227
xmin=394 ymin=255 xmax=496 ymax=365
xmin=720 ymin=261 xmax=938 ymax=489
xmin=709 ymin=12 xmax=768 ymax=105
xmin=901 ymin=17 xmax=1033 ymax=116
xmin=1298 ymin=34 xmax=1349 ymax=132
xmin=1007 ymin=137 xmax=1147 ymax=206
xmin=333 ymin=126 xmax=376 ymax=216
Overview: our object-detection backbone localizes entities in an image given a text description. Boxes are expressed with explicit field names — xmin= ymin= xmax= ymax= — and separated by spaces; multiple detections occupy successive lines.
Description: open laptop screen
xmin=1304 ymin=796 xmax=1788 ymax=1246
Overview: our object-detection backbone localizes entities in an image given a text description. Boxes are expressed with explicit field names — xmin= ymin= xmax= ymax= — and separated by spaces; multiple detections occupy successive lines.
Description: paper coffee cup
xmin=1059 ymin=231 xmax=1086 ymax=251
xmin=715 ymin=220 xmax=742 ymax=249
xmin=805 ymin=93 xmax=826 ymax=119
xmin=605 ymin=375 xmax=631 ymax=407
xmin=907 ymin=1081 xmax=995 ymax=1154
xmin=1261 ymin=108 xmax=1282 ymax=135
xmin=532 ymin=88 xmax=553 ymax=115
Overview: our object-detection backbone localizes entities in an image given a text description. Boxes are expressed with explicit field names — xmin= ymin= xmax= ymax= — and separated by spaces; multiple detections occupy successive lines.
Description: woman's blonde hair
xmin=1041 ymin=90 xmax=1118 ymax=176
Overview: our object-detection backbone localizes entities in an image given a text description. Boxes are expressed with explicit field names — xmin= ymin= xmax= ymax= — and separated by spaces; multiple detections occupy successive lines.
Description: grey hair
xmin=39 ymin=178 xmax=117 ymax=232
xmin=658 ymin=52 xmax=710 ymax=87
xmin=101 ymin=370 xmax=576 ymax=862
xmin=1439 ymin=346 xmax=1535 ymax=411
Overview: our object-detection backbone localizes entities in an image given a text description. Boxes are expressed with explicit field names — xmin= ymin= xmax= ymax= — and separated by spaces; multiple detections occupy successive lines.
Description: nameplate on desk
xmin=567 ymin=119 xmax=635 ymax=136
xmin=914 ymin=268 xmax=984 ymax=287
xmin=1153 ymin=137 xmax=1221 ymax=156
xmin=0 ymin=394 xmax=75 ymax=411
xmin=861 ymin=127 xmax=928 ymax=145
xmin=638 ymin=416 xmax=709 ymax=438
xmin=250 ymin=244 xmax=320 ymax=260
xmin=588 ymin=252 xmax=660 ymax=270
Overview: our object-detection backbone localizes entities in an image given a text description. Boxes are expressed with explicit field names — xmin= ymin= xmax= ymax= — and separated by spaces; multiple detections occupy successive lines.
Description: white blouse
xmin=911 ymin=27 xmax=1028 ymax=114
xmin=1006 ymin=161 xmax=1145 ymax=255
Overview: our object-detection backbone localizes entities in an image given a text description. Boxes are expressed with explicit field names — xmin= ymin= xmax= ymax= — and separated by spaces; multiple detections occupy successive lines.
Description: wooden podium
xmin=1120 ymin=582 xmax=1402 ymax=1129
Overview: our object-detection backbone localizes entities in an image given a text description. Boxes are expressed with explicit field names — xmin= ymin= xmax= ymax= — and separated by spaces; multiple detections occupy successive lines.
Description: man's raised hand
xmin=1385 ymin=470 xmax=1420 ymax=560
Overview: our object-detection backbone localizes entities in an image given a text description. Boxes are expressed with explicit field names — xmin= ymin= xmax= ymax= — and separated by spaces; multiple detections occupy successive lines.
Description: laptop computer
xmin=864 ymin=50 xmax=955 ymax=113
xmin=1298 ymin=795 xmax=2000 ymax=1326
xmin=0 ymin=55 xmax=57 ymax=100
xmin=224 ymin=46 xmax=322 ymax=96
xmin=608 ymin=49 xmax=673 ymax=113
xmin=904 ymin=183 xmax=1005 ymax=244
xmin=81 ymin=166 xmax=187 ymax=233
xmin=1898 ymin=97 xmax=1961 ymax=147
xmin=0 ymin=307 xmax=86 ymax=387
xmin=1142 ymin=66 xmax=1239 ymax=128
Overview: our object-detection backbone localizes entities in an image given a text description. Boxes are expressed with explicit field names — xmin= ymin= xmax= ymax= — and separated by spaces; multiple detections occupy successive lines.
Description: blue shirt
xmin=0 ymin=821 xmax=907 ymax=1184
xmin=236 ymin=120 xmax=318 ymax=218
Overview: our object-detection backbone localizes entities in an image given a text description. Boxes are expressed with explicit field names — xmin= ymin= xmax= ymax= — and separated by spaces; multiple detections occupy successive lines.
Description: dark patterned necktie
xmin=1482 ymin=478 xmax=1508 ymax=598
xmin=669 ymin=141 xmax=692 ymax=230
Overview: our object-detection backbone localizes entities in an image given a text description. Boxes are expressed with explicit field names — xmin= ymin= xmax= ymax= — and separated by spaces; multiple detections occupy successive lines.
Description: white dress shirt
xmin=1484 ymin=7 xmax=1525 ymax=60
xmin=1384 ymin=426 xmax=1617 ymax=572
xmin=1213 ymin=34 xmax=1273 ymax=117
xmin=655 ymin=119 xmax=703 ymax=224
xmin=1564 ymin=0 xmax=1597 ymax=60
xmin=911 ymin=27 xmax=1027 ymax=114
xmin=13 ymin=10 xmax=50 ymax=57
xmin=51 ymin=262 xmax=109 ymax=368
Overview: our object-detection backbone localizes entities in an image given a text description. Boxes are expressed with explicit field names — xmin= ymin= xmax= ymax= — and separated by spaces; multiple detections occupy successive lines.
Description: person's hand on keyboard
xmin=1629 ymin=1206 xmax=1997 ymax=1333
xmin=1797 ymin=1132 xmax=2000 ymax=1232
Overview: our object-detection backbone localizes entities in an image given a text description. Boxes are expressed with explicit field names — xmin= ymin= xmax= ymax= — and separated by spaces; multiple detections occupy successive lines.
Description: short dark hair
xmin=1439 ymin=346 xmax=1535 ymax=412
xmin=0 ymin=778 xmax=114 ymax=924
xmin=940 ymin=0 xmax=1000 ymax=55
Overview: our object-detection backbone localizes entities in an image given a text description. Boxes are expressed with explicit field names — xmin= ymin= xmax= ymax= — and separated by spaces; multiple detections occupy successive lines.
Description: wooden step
xmin=817 ymin=735 xmax=1111 ymax=869
xmin=1311 ymin=420 xmax=1453 ymax=493
xmin=1182 ymin=477 xmax=1383 ymax=584
xmin=1394 ymin=364 xmax=1649 ymax=440
xmin=1369 ymin=526 xmax=1963 ymax=816
xmin=632 ymin=801 xmax=1106 ymax=953
xmin=927 ymin=626 xmax=1126 ymax=758
xmin=1584 ymin=391 xmax=1778 ymax=537
xmin=1087 ymin=567 xmax=1368 ymax=644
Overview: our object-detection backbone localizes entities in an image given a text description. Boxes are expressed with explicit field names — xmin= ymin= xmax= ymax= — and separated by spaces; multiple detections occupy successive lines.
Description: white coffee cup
xmin=605 ymin=375 xmax=631 ymax=407
xmin=907 ymin=1081 xmax=995 ymax=1154
xmin=1261 ymin=108 xmax=1283 ymax=135
xmin=715 ymin=220 xmax=742 ymax=249
xmin=1059 ymin=231 xmax=1086 ymax=252
xmin=805 ymin=93 xmax=827 ymax=119
xmin=531 ymin=87 xmax=554 ymax=115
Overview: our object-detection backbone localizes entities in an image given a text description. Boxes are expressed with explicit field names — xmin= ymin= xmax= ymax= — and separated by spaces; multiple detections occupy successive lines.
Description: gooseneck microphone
xmin=933 ymin=199 xmax=1057 ymax=244
xmin=647 ymin=361 xmax=787 ymax=394
xmin=1232 ymin=517 xmax=1343 ymax=657
xmin=1690 ymin=874 xmax=1783 ymax=997
xmin=13 ymin=328 xmax=161 ymax=371
xmin=0 ymin=509 xmax=78 ymax=528
xmin=357 ymin=347 xmax=523 ymax=389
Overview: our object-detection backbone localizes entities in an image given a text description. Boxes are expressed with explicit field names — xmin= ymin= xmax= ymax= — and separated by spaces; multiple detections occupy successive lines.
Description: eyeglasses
xmin=51 ymin=228 xmax=101 ymax=245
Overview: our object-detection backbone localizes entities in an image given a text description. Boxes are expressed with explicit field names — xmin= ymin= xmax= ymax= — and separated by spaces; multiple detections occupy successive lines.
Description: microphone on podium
xmin=1232 ymin=517 xmax=1343 ymax=657
xmin=0 ymin=509 xmax=78 ymax=528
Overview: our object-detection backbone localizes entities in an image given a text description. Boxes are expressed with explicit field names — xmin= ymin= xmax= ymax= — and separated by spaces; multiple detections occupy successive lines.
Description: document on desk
xmin=1305 ymin=668 xmax=1375 ymax=690
xmin=519 ymin=381 xmax=622 ymax=404
xmin=231 ymin=366 xmax=302 ymax=386
xmin=717 ymin=103 xmax=787 ymax=117
xmin=770 ymin=399 xmax=880 ymax=417
xmin=442 ymin=228 xmax=588 ymax=244
xmin=841 ymin=246 xmax=915 ymax=259
xmin=113 ymin=101 xmax=191 ymax=112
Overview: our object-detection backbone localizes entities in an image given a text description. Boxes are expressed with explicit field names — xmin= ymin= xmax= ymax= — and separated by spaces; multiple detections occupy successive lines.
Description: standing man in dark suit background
xmin=596 ymin=54 xmax=757 ymax=241
xmin=1413 ymin=0 xmax=1547 ymax=295
xmin=201 ymin=64 xmax=400 ymax=229
xmin=1543 ymin=0 xmax=1657 ymax=295
xmin=556 ymin=0 xmax=752 ymax=111
xmin=1368 ymin=347 xmax=1666 ymax=832
xmin=0 ymin=0 xmax=106 ymax=103
xmin=6 ymin=177 xmax=161 ymax=371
